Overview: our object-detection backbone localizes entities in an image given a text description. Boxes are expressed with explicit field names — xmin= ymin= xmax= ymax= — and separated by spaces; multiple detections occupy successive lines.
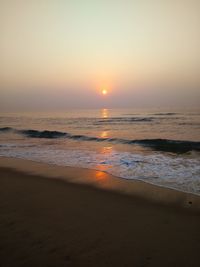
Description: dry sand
xmin=0 ymin=157 xmax=200 ymax=267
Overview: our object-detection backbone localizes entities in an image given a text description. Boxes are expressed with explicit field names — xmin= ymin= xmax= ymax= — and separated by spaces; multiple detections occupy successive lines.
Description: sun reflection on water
xmin=95 ymin=144 xmax=113 ymax=174
xmin=94 ymin=109 xmax=113 ymax=180
xmin=101 ymin=146 xmax=112 ymax=154
xmin=100 ymin=131 xmax=108 ymax=138
xmin=95 ymin=170 xmax=108 ymax=181
xmin=101 ymin=108 xmax=108 ymax=118
xmin=94 ymin=145 xmax=114 ymax=184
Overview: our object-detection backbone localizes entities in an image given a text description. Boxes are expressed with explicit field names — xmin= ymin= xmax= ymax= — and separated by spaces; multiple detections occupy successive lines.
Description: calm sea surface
xmin=0 ymin=108 xmax=200 ymax=194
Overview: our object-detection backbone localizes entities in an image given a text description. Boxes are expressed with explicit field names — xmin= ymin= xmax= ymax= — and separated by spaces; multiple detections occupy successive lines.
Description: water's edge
xmin=1 ymin=156 xmax=200 ymax=212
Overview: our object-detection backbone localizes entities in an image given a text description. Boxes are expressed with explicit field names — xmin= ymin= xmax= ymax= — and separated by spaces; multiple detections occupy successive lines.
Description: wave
xmin=0 ymin=127 xmax=13 ymax=132
xmin=1 ymin=127 xmax=200 ymax=153
xmin=1 ymin=145 xmax=200 ymax=195
xmin=95 ymin=117 xmax=153 ymax=124
xmin=178 ymin=122 xmax=200 ymax=126
xmin=94 ymin=116 xmax=181 ymax=125
xmin=153 ymin=112 xmax=178 ymax=116
xmin=21 ymin=129 xmax=67 ymax=138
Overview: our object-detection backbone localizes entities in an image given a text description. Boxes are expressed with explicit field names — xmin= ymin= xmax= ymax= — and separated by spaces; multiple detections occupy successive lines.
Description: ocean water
xmin=0 ymin=108 xmax=200 ymax=195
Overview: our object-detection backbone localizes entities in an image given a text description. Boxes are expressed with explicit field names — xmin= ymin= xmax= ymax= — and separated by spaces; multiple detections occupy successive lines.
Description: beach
xmin=0 ymin=157 xmax=200 ymax=267
xmin=1 ymin=0 xmax=200 ymax=266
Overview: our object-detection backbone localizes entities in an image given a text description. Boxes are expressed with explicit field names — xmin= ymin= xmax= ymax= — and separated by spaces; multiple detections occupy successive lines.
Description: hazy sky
xmin=0 ymin=0 xmax=199 ymax=111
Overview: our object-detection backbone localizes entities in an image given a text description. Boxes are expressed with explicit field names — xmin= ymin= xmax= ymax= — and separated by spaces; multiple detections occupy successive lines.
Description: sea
xmin=0 ymin=108 xmax=200 ymax=195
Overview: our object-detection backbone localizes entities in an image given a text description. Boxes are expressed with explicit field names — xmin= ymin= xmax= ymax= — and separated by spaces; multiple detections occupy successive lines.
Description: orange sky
xmin=0 ymin=0 xmax=199 ymax=111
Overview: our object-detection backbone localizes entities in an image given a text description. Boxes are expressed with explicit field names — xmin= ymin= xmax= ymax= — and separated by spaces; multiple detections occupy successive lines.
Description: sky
xmin=0 ymin=0 xmax=199 ymax=111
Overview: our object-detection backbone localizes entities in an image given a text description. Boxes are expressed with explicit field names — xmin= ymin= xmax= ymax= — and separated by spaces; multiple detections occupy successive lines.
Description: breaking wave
xmin=153 ymin=112 xmax=178 ymax=116
xmin=1 ymin=127 xmax=200 ymax=153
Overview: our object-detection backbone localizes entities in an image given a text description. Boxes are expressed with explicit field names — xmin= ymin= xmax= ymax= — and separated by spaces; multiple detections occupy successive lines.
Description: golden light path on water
xmin=102 ymin=108 xmax=108 ymax=118
xmin=94 ymin=108 xmax=113 ymax=178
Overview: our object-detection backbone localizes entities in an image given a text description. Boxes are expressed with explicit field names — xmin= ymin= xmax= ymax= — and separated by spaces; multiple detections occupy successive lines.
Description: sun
xmin=102 ymin=89 xmax=107 ymax=95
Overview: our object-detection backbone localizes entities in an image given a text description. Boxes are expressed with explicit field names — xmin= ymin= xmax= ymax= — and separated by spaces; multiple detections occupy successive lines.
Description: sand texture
xmin=0 ymin=158 xmax=200 ymax=266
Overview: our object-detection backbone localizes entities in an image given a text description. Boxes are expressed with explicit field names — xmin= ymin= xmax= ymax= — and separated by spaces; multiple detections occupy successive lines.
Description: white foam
xmin=0 ymin=143 xmax=200 ymax=195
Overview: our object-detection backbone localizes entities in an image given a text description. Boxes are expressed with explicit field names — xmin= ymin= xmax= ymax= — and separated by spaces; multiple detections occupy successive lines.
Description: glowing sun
xmin=102 ymin=89 xmax=107 ymax=95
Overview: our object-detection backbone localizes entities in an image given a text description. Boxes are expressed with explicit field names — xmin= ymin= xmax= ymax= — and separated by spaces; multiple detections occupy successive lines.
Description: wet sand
xmin=0 ymin=157 xmax=200 ymax=266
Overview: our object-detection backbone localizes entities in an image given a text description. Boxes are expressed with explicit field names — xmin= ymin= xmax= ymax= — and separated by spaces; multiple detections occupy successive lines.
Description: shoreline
xmin=1 ymin=154 xmax=200 ymax=198
xmin=0 ymin=157 xmax=200 ymax=266
xmin=0 ymin=156 xmax=200 ymax=211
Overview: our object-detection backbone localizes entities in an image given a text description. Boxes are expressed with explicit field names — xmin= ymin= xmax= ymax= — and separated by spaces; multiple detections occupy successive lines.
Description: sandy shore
xmin=0 ymin=157 xmax=200 ymax=266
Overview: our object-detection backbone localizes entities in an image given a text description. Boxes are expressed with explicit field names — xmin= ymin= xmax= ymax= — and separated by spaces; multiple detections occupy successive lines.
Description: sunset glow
xmin=0 ymin=1 xmax=199 ymax=266
xmin=0 ymin=0 xmax=199 ymax=111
